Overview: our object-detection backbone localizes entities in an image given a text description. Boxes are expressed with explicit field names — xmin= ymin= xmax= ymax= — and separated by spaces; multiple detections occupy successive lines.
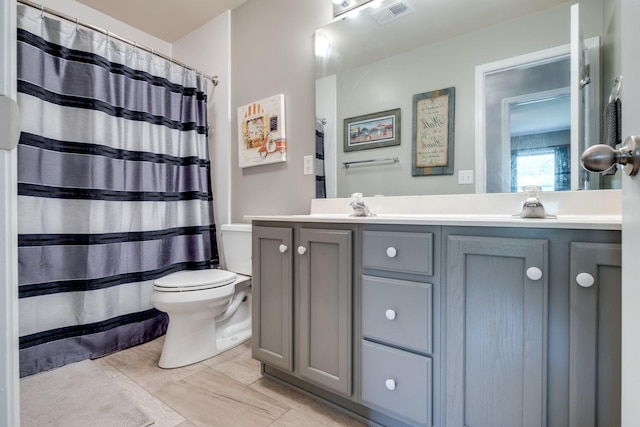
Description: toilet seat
xmin=153 ymin=269 xmax=238 ymax=292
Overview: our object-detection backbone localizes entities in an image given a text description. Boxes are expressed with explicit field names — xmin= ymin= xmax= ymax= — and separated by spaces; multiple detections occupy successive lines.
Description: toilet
xmin=152 ymin=223 xmax=252 ymax=368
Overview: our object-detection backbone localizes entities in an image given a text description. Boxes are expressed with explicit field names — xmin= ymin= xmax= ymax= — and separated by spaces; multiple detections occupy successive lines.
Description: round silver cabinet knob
xmin=526 ymin=267 xmax=543 ymax=281
xmin=576 ymin=272 xmax=595 ymax=288
xmin=386 ymin=247 xmax=397 ymax=258
xmin=385 ymin=309 xmax=397 ymax=320
xmin=385 ymin=378 xmax=397 ymax=391
xmin=279 ymin=244 xmax=288 ymax=253
xmin=297 ymin=246 xmax=307 ymax=255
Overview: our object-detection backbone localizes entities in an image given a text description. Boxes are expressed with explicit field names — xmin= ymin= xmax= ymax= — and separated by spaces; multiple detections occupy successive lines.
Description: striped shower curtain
xmin=16 ymin=5 xmax=218 ymax=377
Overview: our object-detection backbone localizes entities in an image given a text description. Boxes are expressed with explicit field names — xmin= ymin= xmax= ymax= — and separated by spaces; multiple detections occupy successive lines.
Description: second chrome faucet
xmin=349 ymin=193 xmax=376 ymax=217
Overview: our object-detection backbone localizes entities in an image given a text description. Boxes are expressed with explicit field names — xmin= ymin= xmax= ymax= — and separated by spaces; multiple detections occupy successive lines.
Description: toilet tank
xmin=220 ymin=223 xmax=252 ymax=275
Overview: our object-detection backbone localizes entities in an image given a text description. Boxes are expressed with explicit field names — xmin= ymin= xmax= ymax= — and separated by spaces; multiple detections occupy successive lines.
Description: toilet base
xmin=158 ymin=326 xmax=251 ymax=369
xmin=156 ymin=288 xmax=252 ymax=369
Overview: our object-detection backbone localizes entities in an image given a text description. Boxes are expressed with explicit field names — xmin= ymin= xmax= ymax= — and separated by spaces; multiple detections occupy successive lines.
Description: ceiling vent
xmin=370 ymin=0 xmax=414 ymax=25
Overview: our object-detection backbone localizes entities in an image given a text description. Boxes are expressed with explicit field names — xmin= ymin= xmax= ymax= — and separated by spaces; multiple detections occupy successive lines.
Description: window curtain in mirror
xmin=16 ymin=5 xmax=218 ymax=377
xmin=315 ymin=118 xmax=326 ymax=198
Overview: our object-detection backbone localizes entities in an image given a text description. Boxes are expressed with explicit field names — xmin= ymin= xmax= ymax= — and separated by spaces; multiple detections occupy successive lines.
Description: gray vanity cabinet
xmin=252 ymin=221 xmax=621 ymax=427
xmin=360 ymin=226 xmax=441 ymax=427
xmin=569 ymin=242 xmax=622 ymax=427
xmin=445 ymin=235 xmax=549 ymax=427
xmin=251 ymin=223 xmax=354 ymax=397
xmin=251 ymin=225 xmax=293 ymax=372
xmin=443 ymin=227 xmax=621 ymax=427
xmin=297 ymin=227 xmax=353 ymax=396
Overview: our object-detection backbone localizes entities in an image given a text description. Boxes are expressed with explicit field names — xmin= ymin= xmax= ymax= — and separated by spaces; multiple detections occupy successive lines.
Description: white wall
xmin=39 ymin=0 xmax=170 ymax=54
xmin=173 ymin=12 xmax=232 ymax=242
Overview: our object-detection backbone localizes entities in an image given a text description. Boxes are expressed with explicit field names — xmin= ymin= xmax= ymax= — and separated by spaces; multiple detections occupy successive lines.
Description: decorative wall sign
xmin=238 ymin=94 xmax=286 ymax=168
xmin=344 ymin=108 xmax=401 ymax=152
xmin=412 ymin=87 xmax=455 ymax=176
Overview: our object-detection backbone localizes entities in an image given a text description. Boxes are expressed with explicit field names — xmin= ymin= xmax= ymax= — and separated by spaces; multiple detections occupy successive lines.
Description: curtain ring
xmin=75 ymin=17 xmax=79 ymax=31
xmin=40 ymin=4 xmax=44 ymax=18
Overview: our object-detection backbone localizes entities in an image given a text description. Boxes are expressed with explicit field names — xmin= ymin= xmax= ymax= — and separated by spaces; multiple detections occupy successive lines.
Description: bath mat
xmin=20 ymin=359 xmax=153 ymax=427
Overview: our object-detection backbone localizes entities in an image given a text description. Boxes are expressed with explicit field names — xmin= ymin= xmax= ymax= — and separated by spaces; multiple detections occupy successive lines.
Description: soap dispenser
xmin=514 ymin=185 xmax=557 ymax=219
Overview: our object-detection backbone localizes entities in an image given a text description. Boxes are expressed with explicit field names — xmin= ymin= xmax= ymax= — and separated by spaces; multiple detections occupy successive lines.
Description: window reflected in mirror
xmin=509 ymin=93 xmax=571 ymax=192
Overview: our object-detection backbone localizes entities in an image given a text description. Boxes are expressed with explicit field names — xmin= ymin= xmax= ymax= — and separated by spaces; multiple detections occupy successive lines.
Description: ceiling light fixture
xmin=333 ymin=0 xmax=373 ymax=18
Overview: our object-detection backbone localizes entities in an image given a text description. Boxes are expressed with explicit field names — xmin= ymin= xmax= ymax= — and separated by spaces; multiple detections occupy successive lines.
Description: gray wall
xmin=230 ymin=0 xmax=331 ymax=222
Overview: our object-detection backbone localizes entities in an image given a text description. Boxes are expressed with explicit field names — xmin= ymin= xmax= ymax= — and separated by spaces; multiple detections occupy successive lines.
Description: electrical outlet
xmin=458 ymin=170 xmax=474 ymax=185
xmin=303 ymin=155 xmax=314 ymax=175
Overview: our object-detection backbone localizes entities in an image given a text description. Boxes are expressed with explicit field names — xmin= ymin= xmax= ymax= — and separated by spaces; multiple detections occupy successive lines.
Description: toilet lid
xmin=154 ymin=269 xmax=237 ymax=292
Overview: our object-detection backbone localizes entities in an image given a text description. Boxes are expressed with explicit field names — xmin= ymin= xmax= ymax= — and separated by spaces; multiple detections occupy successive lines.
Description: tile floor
xmin=89 ymin=336 xmax=365 ymax=427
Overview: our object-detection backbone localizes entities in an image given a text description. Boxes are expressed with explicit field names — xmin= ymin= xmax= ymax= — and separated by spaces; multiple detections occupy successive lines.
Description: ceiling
xmin=76 ymin=0 xmax=248 ymax=43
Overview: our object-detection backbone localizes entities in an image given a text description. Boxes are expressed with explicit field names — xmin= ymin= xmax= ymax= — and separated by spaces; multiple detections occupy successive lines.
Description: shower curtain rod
xmin=17 ymin=0 xmax=219 ymax=86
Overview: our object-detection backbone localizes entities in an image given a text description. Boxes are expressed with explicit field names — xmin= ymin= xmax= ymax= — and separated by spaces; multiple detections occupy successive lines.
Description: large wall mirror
xmin=315 ymin=0 xmax=622 ymax=198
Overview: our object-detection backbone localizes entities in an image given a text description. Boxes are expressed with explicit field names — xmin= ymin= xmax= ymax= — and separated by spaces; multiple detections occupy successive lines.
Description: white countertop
xmin=245 ymin=190 xmax=622 ymax=231
xmin=245 ymin=213 xmax=621 ymax=230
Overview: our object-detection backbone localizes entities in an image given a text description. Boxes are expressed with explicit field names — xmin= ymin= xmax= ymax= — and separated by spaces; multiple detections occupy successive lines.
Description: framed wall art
xmin=412 ymin=87 xmax=455 ymax=176
xmin=237 ymin=94 xmax=287 ymax=168
xmin=344 ymin=108 xmax=401 ymax=152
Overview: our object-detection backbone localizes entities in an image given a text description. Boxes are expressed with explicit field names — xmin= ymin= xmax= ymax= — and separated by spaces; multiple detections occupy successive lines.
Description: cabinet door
xmin=251 ymin=226 xmax=293 ymax=371
xmin=446 ymin=235 xmax=548 ymax=427
xmin=569 ymin=242 xmax=621 ymax=427
xmin=298 ymin=228 xmax=352 ymax=396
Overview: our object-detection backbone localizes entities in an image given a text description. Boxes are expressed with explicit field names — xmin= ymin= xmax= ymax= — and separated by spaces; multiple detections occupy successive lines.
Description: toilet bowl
xmin=151 ymin=223 xmax=252 ymax=368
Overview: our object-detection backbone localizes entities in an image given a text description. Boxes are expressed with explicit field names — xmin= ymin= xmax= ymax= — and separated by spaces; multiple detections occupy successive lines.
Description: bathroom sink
xmin=245 ymin=212 xmax=621 ymax=230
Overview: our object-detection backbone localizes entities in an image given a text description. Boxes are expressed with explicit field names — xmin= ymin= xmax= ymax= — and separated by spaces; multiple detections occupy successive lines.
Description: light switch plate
xmin=304 ymin=155 xmax=314 ymax=175
xmin=458 ymin=170 xmax=474 ymax=185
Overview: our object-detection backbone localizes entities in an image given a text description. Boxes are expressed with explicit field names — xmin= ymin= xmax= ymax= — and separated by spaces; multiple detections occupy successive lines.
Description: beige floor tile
xmin=154 ymin=367 xmax=289 ymax=427
xmin=93 ymin=358 xmax=186 ymax=427
xmin=202 ymin=340 xmax=262 ymax=385
xmin=248 ymin=377 xmax=364 ymax=426
xmin=270 ymin=408 xmax=363 ymax=427
xmin=99 ymin=336 xmax=209 ymax=393
xmin=22 ymin=335 xmax=368 ymax=427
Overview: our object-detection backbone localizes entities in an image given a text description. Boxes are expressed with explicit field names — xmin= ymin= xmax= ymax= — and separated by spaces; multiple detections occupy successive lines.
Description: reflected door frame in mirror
xmin=475 ymin=39 xmax=601 ymax=194
xmin=475 ymin=44 xmax=570 ymax=193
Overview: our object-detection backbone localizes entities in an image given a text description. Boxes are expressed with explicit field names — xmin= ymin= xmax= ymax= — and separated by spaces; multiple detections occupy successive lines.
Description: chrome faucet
xmin=349 ymin=193 xmax=375 ymax=217
xmin=514 ymin=185 xmax=556 ymax=219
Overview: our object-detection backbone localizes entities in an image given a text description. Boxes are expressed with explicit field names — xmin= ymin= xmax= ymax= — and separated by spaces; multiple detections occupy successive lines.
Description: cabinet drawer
xmin=363 ymin=230 xmax=433 ymax=275
xmin=362 ymin=340 xmax=432 ymax=426
xmin=362 ymin=275 xmax=432 ymax=354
